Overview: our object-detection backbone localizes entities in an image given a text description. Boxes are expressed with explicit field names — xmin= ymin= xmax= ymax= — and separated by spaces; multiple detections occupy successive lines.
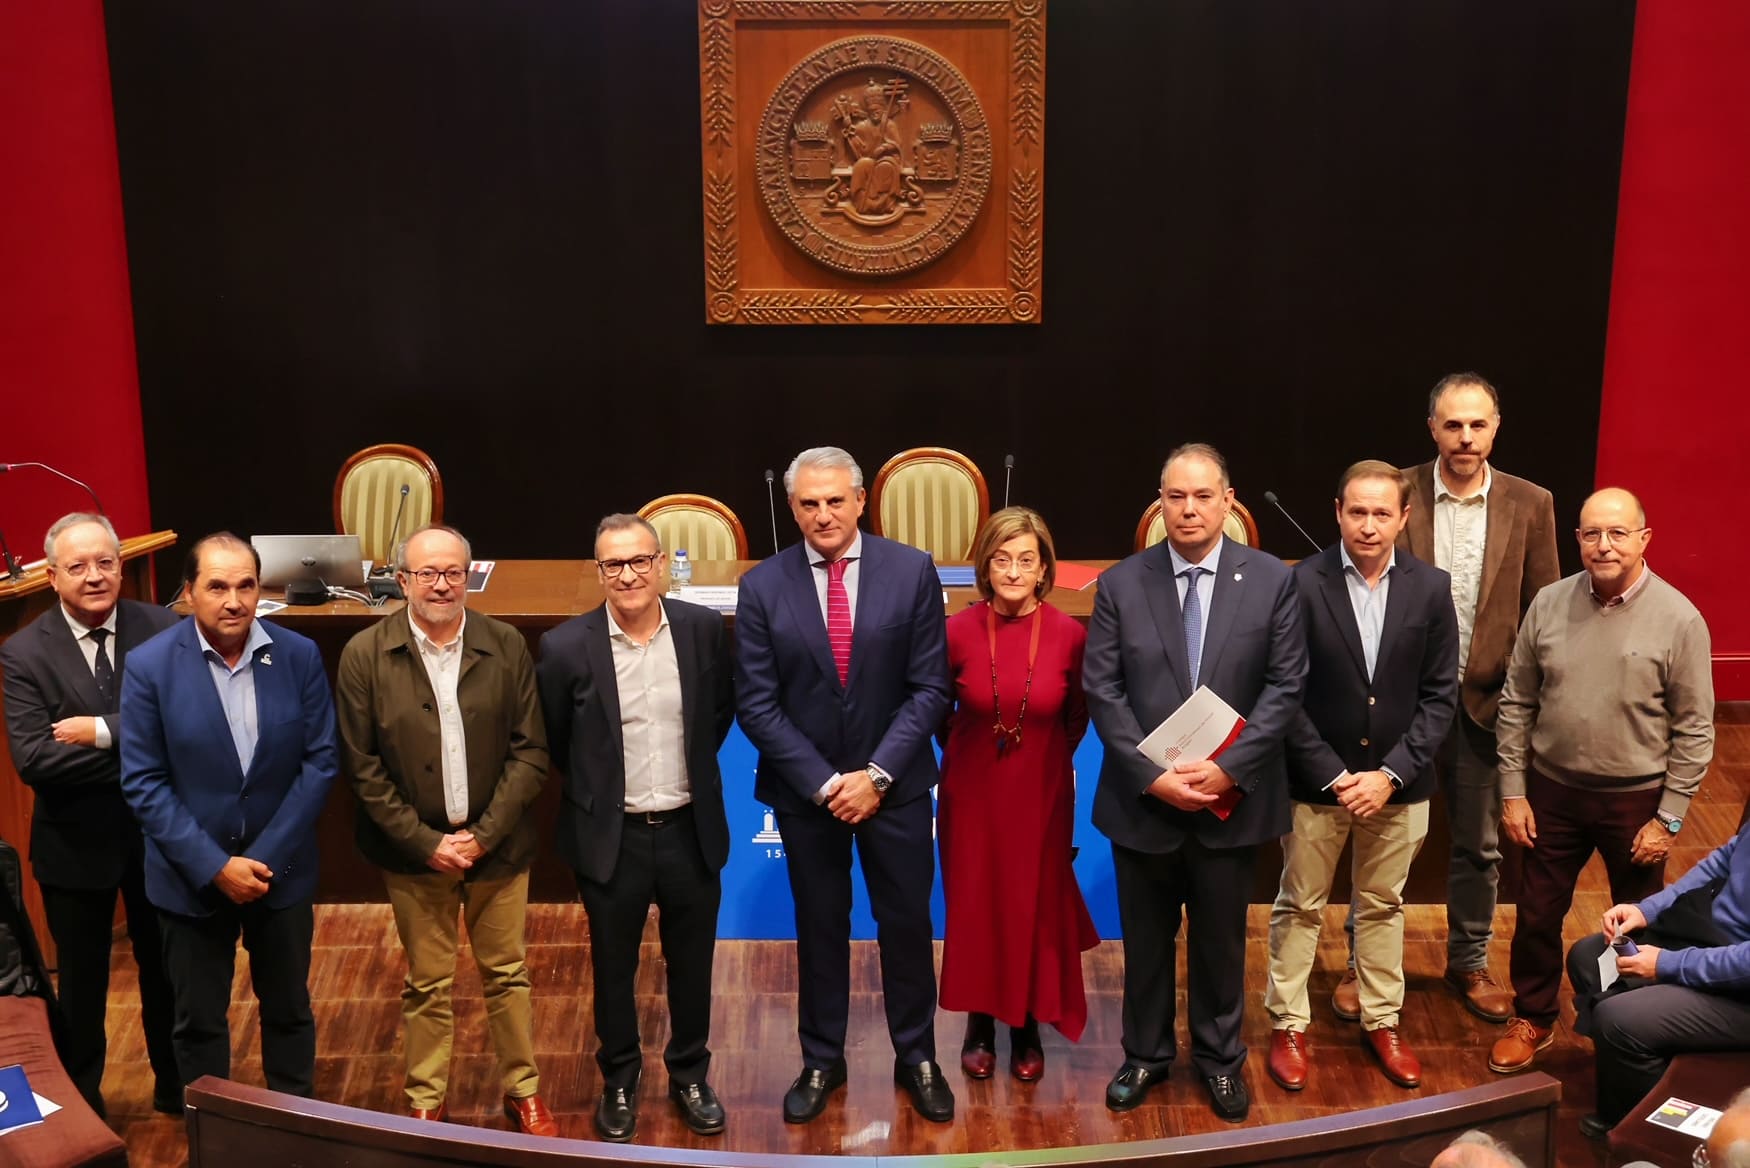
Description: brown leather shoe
xmin=1364 ymin=1026 xmax=1422 ymax=1088
xmin=1330 ymin=969 xmax=1361 ymax=1021
xmin=1488 ymin=1017 xmax=1554 ymax=1073
xmin=504 ymin=1093 xmax=559 ymax=1137
xmin=410 ymin=1102 xmax=448 ymax=1122
xmin=1445 ymin=967 xmax=1514 ymax=1022
xmin=1266 ymin=1029 xmax=1309 ymax=1091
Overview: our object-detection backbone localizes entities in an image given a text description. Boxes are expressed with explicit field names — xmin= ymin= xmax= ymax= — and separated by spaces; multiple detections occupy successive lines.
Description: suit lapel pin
xmin=260 ymin=652 xmax=273 ymax=666
xmin=1233 ymin=572 xmax=1243 ymax=582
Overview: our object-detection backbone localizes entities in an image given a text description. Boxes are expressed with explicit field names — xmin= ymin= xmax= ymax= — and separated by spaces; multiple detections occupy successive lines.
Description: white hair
xmin=1432 ymin=1131 xmax=1528 ymax=1168
xmin=784 ymin=446 xmax=863 ymax=496
xmin=44 ymin=512 xmax=120 ymax=563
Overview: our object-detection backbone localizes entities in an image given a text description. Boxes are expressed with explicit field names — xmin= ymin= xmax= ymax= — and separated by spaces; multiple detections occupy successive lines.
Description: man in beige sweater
xmin=1487 ymin=488 xmax=1714 ymax=1074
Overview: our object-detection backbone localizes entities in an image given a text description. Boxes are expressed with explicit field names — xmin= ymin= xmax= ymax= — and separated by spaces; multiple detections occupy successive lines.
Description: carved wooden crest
xmin=700 ymin=0 xmax=1045 ymax=325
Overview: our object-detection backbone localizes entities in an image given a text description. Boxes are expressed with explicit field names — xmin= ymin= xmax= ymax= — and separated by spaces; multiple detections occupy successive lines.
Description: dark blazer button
xmin=423 ymin=703 xmax=433 ymax=711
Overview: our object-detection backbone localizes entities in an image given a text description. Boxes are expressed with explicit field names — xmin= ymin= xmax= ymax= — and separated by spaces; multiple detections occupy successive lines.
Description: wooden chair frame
xmin=332 ymin=443 xmax=445 ymax=535
xmin=868 ymin=446 xmax=990 ymax=554
xmin=637 ymin=493 xmax=750 ymax=560
xmin=1135 ymin=496 xmax=1262 ymax=553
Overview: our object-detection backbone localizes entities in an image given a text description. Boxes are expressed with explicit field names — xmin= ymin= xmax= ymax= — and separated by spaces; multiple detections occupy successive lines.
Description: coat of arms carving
xmin=699 ymin=0 xmax=1045 ymax=325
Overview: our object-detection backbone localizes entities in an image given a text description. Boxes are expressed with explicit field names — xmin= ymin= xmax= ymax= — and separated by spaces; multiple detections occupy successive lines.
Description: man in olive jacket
xmin=335 ymin=525 xmax=554 ymax=1134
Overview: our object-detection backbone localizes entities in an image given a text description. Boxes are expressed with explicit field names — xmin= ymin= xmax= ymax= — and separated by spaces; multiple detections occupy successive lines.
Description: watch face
xmin=1665 ymin=817 xmax=1682 ymax=833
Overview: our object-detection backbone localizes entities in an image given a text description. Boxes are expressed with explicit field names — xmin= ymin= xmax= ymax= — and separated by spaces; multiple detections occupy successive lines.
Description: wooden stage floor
xmin=93 ymin=711 xmax=1747 ymax=1167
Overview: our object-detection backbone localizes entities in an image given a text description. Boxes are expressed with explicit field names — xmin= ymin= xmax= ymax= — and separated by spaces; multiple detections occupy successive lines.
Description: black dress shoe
xmin=782 ymin=1060 xmax=847 ymax=1124
xmin=1105 ymin=1062 xmax=1165 ymax=1111
xmin=1205 ymin=1073 xmax=1250 ymax=1122
xmin=894 ymin=1059 xmax=955 ymax=1123
xmin=594 ymin=1080 xmax=638 ymax=1142
xmin=670 ymin=1081 xmax=726 ymax=1135
xmin=1579 ymin=1113 xmax=1614 ymax=1141
xmin=152 ymin=1085 xmax=184 ymax=1116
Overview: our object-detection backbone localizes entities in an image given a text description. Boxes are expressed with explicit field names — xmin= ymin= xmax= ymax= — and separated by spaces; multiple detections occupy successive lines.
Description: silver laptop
xmin=252 ymin=534 xmax=367 ymax=589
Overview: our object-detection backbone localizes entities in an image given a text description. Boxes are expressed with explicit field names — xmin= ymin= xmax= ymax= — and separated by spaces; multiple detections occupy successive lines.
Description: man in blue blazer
xmin=120 ymin=533 xmax=338 ymax=1099
xmin=1264 ymin=461 xmax=1458 ymax=1093
xmin=735 ymin=446 xmax=954 ymax=1125
xmin=1085 ymin=442 xmax=1308 ymax=1123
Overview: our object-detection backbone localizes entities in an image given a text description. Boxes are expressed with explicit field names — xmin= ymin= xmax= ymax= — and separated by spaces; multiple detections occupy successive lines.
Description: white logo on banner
xmin=752 ymin=785 xmax=942 ymax=856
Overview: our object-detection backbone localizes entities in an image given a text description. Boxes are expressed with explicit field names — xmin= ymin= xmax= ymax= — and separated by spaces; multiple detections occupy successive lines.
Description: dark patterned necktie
xmin=90 ymin=626 xmax=116 ymax=708
xmin=1181 ymin=566 xmax=1207 ymax=690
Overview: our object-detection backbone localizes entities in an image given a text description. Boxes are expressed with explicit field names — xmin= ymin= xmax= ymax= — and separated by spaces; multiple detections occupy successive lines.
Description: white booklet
xmin=1136 ymin=685 xmax=1247 ymax=819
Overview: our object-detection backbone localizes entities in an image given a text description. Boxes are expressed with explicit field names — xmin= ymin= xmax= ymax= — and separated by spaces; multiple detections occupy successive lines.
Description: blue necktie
xmin=1181 ymin=566 xmax=1207 ymax=690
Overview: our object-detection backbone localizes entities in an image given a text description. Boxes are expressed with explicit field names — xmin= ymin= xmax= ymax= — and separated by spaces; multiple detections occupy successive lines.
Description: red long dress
xmin=938 ymin=599 xmax=1099 ymax=1040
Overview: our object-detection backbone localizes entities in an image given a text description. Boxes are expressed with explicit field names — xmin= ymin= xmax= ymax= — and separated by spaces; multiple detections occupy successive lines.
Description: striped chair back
xmin=638 ymin=494 xmax=748 ymax=561
xmin=334 ymin=444 xmax=443 ymax=565
xmin=869 ymin=447 xmax=990 ymax=562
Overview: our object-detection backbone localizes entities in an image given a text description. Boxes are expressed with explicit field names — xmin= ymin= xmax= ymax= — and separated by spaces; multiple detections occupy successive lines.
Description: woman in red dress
xmin=938 ymin=506 xmax=1099 ymax=1082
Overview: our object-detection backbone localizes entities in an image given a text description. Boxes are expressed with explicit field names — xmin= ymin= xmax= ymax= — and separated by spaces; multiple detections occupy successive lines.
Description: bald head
xmin=1580 ymin=487 xmax=1646 ymax=529
xmin=1577 ymin=486 xmax=1652 ymax=601
xmin=1430 ymin=1131 xmax=1527 ymax=1168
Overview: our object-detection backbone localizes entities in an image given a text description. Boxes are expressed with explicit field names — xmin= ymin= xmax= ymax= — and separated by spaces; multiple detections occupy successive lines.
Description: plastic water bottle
xmin=670 ymin=549 xmax=692 ymax=593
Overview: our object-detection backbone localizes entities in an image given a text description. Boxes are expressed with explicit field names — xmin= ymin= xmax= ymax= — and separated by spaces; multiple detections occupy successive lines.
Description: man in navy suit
xmin=1263 ymin=461 xmax=1458 ymax=1092
xmin=1085 ymin=442 xmax=1307 ymax=1122
xmin=120 ymin=533 xmax=338 ymax=1098
xmin=538 ymin=514 xmax=734 ymax=1142
xmin=735 ymin=446 xmax=954 ymax=1124
xmin=1 ymin=512 xmax=179 ymax=1116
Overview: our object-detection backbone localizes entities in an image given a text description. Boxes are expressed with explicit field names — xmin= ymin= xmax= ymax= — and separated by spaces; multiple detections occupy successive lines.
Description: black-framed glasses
xmin=1577 ymin=526 xmax=1647 ymax=546
xmin=599 ymin=554 xmax=661 ymax=577
xmin=406 ymin=567 xmax=468 ymax=586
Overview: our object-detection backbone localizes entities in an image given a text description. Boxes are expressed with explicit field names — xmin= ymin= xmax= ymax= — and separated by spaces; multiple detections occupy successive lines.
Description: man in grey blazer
xmin=1085 ymin=443 xmax=1307 ymax=1122
xmin=0 ymin=512 xmax=179 ymax=1117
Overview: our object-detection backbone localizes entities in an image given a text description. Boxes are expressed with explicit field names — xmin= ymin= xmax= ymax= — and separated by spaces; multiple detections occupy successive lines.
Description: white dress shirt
xmin=60 ymin=602 xmax=118 ymax=750
xmin=1432 ymin=462 xmax=1491 ymax=679
xmin=409 ymin=612 xmax=471 ymax=827
xmin=804 ymin=529 xmax=862 ymax=625
xmin=605 ymin=601 xmax=691 ymax=812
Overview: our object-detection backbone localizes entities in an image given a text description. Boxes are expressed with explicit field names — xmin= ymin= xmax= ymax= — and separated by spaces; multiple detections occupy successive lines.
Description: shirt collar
xmin=1339 ymin=544 xmax=1396 ymax=581
xmin=1590 ymin=562 xmax=1654 ymax=609
xmin=605 ymin=597 xmax=670 ymax=642
xmin=195 ymin=616 xmax=274 ymax=665
xmin=408 ymin=608 xmax=466 ymax=654
xmin=1168 ymin=535 xmax=1224 ymax=576
xmin=60 ymin=602 xmax=117 ymax=641
xmin=805 ymin=529 xmax=863 ymax=569
xmin=1435 ymin=461 xmax=1492 ymax=503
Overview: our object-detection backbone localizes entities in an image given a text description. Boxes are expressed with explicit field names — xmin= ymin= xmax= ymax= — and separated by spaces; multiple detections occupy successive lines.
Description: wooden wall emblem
xmin=699 ymin=0 xmax=1045 ymax=325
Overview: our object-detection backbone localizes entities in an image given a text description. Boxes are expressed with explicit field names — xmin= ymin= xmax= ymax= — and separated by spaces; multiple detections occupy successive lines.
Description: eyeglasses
xmin=406 ymin=567 xmax=468 ymax=586
xmin=989 ymin=554 xmax=1042 ymax=573
xmin=58 ymin=558 xmax=119 ymax=579
xmin=1577 ymin=526 xmax=1647 ymax=546
xmin=598 ymin=554 xmax=661 ymax=577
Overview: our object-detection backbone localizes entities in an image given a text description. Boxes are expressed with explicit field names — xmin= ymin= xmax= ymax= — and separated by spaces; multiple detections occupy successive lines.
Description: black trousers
xmin=41 ymin=859 xmax=178 ymax=1112
xmin=1113 ymin=836 xmax=1255 ymax=1079
xmin=576 ymin=807 xmax=721 ymax=1090
xmin=1566 ymin=885 xmax=1750 ymax=1123
xmin=778 ymin=794 xmax=938 ymax=1069
xmin=158 ymin=898 xmax=316 ymax=1096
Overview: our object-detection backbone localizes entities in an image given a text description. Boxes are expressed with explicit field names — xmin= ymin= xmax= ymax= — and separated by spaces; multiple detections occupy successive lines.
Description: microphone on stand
xmin=764 ymin=469 xmax=781 ymax=556
xmin=367 ymin=484 xmax=411 ymax=600
xmin=1002 ymin=453 xmax=1015 ymax=509
xmin=0 ymin=527 xmax=23 ymax=580
xmin=0 ymin=461 xmax=107 ymax=515
xmin=1263 ymin=490 xmax=1325 ymax=555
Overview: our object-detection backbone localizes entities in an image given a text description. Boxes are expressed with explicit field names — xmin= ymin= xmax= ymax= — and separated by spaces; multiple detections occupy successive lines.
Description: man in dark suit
xmin=1332 ymin=374 xmax=1560 ymax=1026
xmin=1084 ymin=442 xmax=1307 ymax=1122
xmin=120 ymin=532 xmax=338 ymax=1097
xmin=336 ymin=525 xmax=554 ymax=1135
xmin=0 ymin=512 xmax=179 ymax=1116
xmin=735 ymin=446 xmax=954 ymax=1125
xmin=537 ymin=514 xmax=734 ymax=1142
xmin=1263 ymin=461 xmax=1458 ymax=1092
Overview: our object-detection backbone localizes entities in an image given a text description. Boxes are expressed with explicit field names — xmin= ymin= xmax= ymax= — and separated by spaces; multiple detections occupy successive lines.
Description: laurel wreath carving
xmin=884 ymin=1 xmax=1015 ymax=15
xmin=881 ymin=291 xmax=1011 ymax=322
xmin=739 ymin=292 xmax=871 ymax=323
xmin=733 ymin=0 xmax=861 ymax=16
xmin=701 ymin=15 xmax=735 ymax=154
xmin=1008 ymin=166 xmax=1040 ymax=298
xmin=704 ymin=170 xmax=739 ymax=303
xmin=1011 ymin=11 xmax=1043 ymax=148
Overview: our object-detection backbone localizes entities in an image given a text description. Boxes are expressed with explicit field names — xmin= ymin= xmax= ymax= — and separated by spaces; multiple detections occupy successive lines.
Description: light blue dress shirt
xmin=196 ymin=619 xmax=275 ymax=776
xmin=1338 ymin=545 xmax=1394 ymax=682
xmin=1168 ymin=536 xmax=1223 ymax=681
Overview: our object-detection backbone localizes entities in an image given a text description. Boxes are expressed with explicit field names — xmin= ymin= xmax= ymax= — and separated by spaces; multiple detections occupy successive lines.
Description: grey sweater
xmin=1496 ymin=568 xmax=1714 ymax=819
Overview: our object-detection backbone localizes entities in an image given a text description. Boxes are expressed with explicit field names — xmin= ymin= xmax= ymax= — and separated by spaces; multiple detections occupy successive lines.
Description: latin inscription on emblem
xmin=758 ymin=36 xmax=992 ymax=277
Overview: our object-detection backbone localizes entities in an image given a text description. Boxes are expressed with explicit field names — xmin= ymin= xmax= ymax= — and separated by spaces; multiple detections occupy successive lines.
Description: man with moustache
xmin=335 ymin=525 xmax=554 ymax=1134
xmin=537 ymin=514 xmax=734 ymax=1142
xmin=1084 ymin=442 xmax=1307 ymax=1122
xmin=0 ymin=512 xmax=179 ymax=1115
xmin=1264 ymin=462 xmax=1458 ymax=1092
xmin=735 ymin=446 xmax=955 ymax=1125
xmin=1334 ymin=373 xmax=1560 ymax=1025
xmin=1487 ymin=489 xmax=1713 ymax=1074
xmin=120 ymin=533 xmax=338 ymax=1097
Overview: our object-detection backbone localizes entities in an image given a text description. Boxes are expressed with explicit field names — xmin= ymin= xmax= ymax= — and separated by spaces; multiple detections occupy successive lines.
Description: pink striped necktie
xmin=824 ymin=557 xmax=853 ymax=685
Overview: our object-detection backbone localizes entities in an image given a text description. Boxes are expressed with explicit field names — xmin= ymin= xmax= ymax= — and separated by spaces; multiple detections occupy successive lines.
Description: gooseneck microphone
xmin=0 ymin=461 xmax=107 ymax=515
xmin=1263 ymin=490 xmax=1325 ymax=555
xmin=366 ymin=484 xmax=412 ymax=601
xmin=376 ymin=484 xmax=411 ymax=575
xmin=764 ymin=469 xmax=781 ymax=556
xmin=1002 ymin=453 xmax=1015 ymax=509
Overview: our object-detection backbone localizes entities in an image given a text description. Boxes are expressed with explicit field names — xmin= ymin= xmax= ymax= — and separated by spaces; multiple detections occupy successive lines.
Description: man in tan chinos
xmin=1333 ymin=372 xmax=1560 ymax=1024
xmin=336 ymin=525 xmax=556 ymax=1134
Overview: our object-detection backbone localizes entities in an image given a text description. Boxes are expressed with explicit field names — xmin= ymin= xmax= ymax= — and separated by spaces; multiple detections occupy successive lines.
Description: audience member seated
xmin=1430 ymin=1129 xmax=1526 ymax=1168
xmin=1708 ymin=1087 xmax=1750 ymax=1168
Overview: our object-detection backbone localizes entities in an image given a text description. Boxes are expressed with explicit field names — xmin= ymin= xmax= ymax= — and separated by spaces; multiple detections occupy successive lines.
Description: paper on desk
xmin=466 ymin=561 xmax=495 ymax=593
xmin=1136 ymin=686 xmax=1247 ymax=819
xmin=676 ymin=585 xmax=738 ymax=612
xmin=1647 ymin=1097 xmax=1721 ymax=1137
xmin=255 ymin=599 xmax=288 ymax=617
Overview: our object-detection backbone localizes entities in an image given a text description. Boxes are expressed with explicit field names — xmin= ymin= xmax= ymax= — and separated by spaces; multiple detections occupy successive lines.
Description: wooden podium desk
xmin=0 ymin=531 xmax=176 ymax=964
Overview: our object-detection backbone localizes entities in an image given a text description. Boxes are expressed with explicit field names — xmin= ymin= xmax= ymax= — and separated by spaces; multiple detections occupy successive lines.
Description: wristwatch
xmin=1656 ymin=810 xmax=1683 ymax=834
xmin=867 ymin=762 xmax=893 ymax=798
